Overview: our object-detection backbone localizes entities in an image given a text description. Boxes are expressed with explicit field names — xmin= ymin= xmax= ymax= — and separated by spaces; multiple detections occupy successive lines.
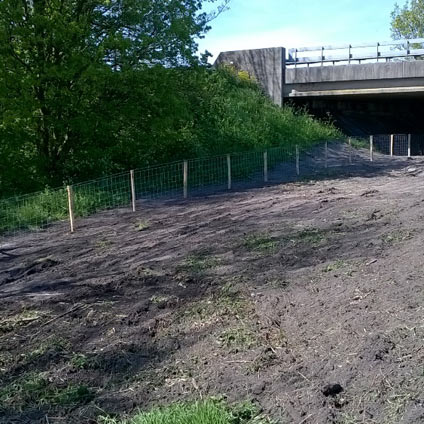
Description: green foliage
xmin=391 ymin=0 xmax=424 ymax=39
xmin=0 ymin=1 xmax=339 ymax=199
xmin=99 ymin=399 xmax=271 ymax=424
xmin=0 ymin=188 xmax=68 ymax=234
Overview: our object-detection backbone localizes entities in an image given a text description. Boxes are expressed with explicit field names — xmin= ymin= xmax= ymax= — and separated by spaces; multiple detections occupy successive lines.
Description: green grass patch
xmin=179 ymin=251 xmax=221 ymax=274
xmin=99 ymin=399 xmax=271 ymax=424
xmin=243 ymin=233 xmax=278 ymax=253
xmin=0 ymin=373 xmax=94 ymax=410
xmin=288 ymin=228 xmax=327 ymax=246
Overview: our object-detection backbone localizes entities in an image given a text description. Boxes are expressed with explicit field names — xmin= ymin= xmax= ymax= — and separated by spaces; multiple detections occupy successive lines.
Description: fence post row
xmin=264 ymin=151 xmax=268 ymax=183
xmin=130 ymin=170 xmax=136 ymax=212
xmin=296 ymin=145 xmax=300 ymax=176
xmin=66 ymin=185 xmax=75 ymax=234
xmin=370 ymin=135 xmax=374 ymax=162
xmin=183 ymin=160 xmax=188 ymax=199
xmin=227 ymin=154 xmax=232 ymax=190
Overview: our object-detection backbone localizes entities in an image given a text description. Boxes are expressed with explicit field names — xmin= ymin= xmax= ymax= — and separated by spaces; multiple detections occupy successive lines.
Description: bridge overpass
xmin=215 ymin=39 xmax=424 ymax=136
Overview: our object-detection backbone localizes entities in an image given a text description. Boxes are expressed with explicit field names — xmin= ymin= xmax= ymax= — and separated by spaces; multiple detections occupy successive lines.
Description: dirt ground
xmin=1 ymin=155 xmax=424 ymax=424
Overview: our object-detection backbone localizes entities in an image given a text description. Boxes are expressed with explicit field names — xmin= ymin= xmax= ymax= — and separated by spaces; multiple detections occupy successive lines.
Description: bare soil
xmin=1 ymin=156 xmax=424 ymax=424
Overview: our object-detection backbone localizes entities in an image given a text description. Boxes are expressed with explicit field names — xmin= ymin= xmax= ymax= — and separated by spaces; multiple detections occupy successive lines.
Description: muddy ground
xmin=1 ymin=155 xmax=424 ymax=423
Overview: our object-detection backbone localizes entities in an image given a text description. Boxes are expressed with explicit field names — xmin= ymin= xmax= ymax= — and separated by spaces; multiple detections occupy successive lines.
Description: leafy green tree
xmin=391 ymin=0 xmax=424 ymax=39
xmin=0 ymin=0 xmax=218 ymax=192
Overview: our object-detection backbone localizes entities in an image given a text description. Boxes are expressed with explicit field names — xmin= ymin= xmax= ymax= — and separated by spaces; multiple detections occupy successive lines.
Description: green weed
xmin=136 ymin=220 xmax=150 ymax=231
xmin=99 ymin=398 xmax=272 ymax=424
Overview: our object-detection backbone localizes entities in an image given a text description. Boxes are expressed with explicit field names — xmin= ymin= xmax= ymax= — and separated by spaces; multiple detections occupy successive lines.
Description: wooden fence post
xmin=67 ymin=185 xmax=75 ymax=234
xmin=370 ymin=135 xmax=374 ymax=162
xmin=264 ymin=151 xmax=268 ymax=183
xmin=227 ymin=154 xmax=232 ymax=190
xmin=296 ymin=145 xmax=300 ymax=176
xmin=390 ymin=134 xmax=394 ymax=157
xmin=183 ymin=160 xmax=188 ymax=199
xmin=130 ymin=170 xmax=136 ymax=212
xmin=408 ymin=134 xmax=411 ymax=158
xmin=348 ymin=137 xmax=352 ymax=164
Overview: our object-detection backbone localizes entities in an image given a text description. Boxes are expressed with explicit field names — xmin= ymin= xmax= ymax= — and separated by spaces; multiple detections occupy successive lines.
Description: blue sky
xmin=198 ymin=0 xmax=400 ymax=60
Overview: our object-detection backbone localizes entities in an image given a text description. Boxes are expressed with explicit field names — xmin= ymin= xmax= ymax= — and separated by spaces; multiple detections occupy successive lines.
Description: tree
xmin=0 ymin=0 xmax=223 ymax=192
xmin=391 ymin=0 xmax=424 ymax=39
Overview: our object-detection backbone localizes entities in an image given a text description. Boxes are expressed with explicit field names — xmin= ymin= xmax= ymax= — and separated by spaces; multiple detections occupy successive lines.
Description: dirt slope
xmin=1 ymin=159 xmax=424 ymax=424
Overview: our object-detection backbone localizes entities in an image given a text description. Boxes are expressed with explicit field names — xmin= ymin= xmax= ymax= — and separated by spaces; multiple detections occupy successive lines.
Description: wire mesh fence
xmin=0 ymin=188 xmax=68 ymax=238
xmin=373 ymin=134 xmax=410 ymax=156
xmin=0 ymin=138 xmax=403 ymax=240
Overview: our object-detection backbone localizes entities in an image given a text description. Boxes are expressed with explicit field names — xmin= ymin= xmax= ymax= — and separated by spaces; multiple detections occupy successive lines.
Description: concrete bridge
xmin=215 ymin=40 xmax=424 ymax=136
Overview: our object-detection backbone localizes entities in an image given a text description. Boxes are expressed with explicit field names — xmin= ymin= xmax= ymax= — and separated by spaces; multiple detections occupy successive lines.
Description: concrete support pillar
xmin=214 ymin=47 xmax=286 ymax=106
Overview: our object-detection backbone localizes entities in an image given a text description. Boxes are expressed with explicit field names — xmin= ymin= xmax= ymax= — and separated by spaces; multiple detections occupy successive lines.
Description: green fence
xmin=1 ymin=140 xmax=360 ymax=238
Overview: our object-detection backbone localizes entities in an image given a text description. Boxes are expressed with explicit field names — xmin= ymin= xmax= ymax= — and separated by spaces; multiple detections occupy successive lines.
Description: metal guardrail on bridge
xmin=287 ymin=38 xmax=424 ymax=67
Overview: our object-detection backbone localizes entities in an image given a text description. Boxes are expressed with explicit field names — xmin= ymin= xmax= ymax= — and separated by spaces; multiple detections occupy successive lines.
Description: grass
xmin=218 ymin=327 xmax=257 ymax=352
xmin=243 ymin=233 xmax=278 ymax=253
xmin=289 ymin=228 xmax=327 ymax=246
xmin=0 ymin=182 xmax=129 ymax=235
xmin=70 ymin=353 xmax=93 ymax=370
xmin=350 ymin=137 xmax=370 ymax=150
xmin=99 ymin=399 xmax=272 ymax=424
xmin=179 ymin=251 xmax=221 ymax=274
xmin=26 ymin=336 xmax=71 ymax=362
xmin=0 ymin=188 xmax=68 ymax=235
xmin=0 ymin=373 xmax=93 ymax=410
